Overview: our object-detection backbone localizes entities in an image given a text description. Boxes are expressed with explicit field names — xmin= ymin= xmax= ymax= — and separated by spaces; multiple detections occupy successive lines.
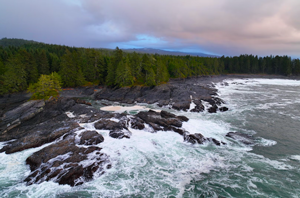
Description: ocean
xmin=1 ymin=78 xmax=300 ymax=198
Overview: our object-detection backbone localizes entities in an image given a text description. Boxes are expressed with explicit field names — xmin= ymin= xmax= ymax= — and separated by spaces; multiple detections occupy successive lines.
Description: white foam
xmin=290 ymin=155 xmax=300 ymax=161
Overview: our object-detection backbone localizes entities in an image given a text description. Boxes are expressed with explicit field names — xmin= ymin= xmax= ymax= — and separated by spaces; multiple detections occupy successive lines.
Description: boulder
xmin=226 ymin=132 xmax=254 ymax=145
xmin=184 ymin=133 xmax=206 ymax=144
xmin=24 ymin=133 xmax=110 ymax=186
xmin=79 ymin=131 xmax=104 ymax=145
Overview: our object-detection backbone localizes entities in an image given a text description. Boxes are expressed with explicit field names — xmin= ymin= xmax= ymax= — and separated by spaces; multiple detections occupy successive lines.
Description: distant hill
xmin=123 ymin=48 xmax=219 ymax=57
xmin=0 ymin=38 xmax=40 ymax=47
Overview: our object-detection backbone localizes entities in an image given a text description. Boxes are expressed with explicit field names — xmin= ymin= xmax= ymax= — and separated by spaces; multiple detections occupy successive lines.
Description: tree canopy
xmin=1 ymin=38 xmax=300 ymax=95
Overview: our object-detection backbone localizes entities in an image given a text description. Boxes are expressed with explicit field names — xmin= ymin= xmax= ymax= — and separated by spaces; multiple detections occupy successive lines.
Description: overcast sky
xmin=1 ymin=0 xmax=300 ymax=57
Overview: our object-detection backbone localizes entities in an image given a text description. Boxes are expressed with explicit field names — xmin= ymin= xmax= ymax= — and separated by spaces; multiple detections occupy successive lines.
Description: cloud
xmin=0 ymin=0 xmax=299 ymax=56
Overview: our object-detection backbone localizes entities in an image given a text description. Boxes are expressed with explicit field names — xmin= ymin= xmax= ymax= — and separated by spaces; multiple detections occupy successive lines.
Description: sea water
xmin=1 ymin=78 xmax=300 ymax=197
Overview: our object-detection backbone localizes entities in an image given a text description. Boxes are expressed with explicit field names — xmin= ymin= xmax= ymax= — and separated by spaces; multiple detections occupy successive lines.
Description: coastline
xmin=0 ymin=74 xmax=299 ymax=187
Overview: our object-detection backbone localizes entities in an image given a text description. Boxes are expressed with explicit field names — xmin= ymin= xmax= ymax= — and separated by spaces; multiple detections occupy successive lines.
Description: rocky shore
xmin=0 ymin=75 xmax=276 ymax=186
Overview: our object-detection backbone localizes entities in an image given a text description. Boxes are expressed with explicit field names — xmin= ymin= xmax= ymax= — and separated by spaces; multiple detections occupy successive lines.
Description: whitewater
xmin=1 ymin=78 xmax=300 ymax=197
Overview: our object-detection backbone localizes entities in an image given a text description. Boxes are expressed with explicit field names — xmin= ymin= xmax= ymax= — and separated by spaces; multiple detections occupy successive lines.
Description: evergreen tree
xmin=115 ymin=57 xmax=134 ymax=87
xmin=1 ymin=54 xmax=27 ymax=93
xmin=155 ymin=59 xmax=169 ymax=84
xmin=36 ymin=49 xmax=50 ymax=75
xmin=59 ymin=50 xmax=85 ymax=87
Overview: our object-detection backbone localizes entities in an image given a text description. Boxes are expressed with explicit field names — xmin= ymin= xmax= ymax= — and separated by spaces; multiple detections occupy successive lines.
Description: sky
xmin=0 ymin=0 xmax=300 ymax=57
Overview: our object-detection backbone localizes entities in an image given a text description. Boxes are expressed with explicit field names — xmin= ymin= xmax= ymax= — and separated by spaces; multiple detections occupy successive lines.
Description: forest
xmin=0 ymin=38 xmax=300 ymax=95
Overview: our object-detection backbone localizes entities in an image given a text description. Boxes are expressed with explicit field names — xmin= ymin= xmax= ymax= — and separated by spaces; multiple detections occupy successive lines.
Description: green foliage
xmin=28 ymin=72 xmax=62 ymax=100
xmin=1 ymin=38 xmax=300 ymax=95
xmin=115 ymin=57 xmax=134 ymax=87
xmin=59 ymin=50 xmax=85 ymax=87
xmin=1 ymin=54 xmax=27 ymax=94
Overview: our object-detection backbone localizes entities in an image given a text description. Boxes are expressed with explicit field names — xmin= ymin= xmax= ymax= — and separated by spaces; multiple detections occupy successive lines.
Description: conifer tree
xmin=1 ymin=54 xmax=27 ymax=93
xmin=36 ymin=49 xmax=50 ymax=75
xmin=115 ymin=57 xmax=134 ymax=87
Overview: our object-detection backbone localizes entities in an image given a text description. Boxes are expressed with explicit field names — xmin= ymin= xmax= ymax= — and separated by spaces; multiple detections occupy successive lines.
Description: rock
xmin=94 ymin=78 xmax=226 ymax=113
xmin=94 ymin=119 xmax=131 ymax=139
xmin=190 ymin=100 xmax=205 ymax=112
xmin=0 ymin=100 xmax=45 ymax=133
xmin=160 ymin=110 xmax=176 ymax=119
xmin=130 ymin=117 xmax=145 ymax=130
xmin=177 ymin=116 xmax=189 ymax=122
xmin=136 ymin=110 xmax=183 ymax=129
xmin=184 ymin=133 xmax=206 ymax=144
xmin=79 ymin=131 xmax=104 ymax=145
xmin=219 ymin=107 xmax=229 ymax=112
xmin=94 ymin=120 xmax=124 ymax=131
xmin=172 ymin=101 xmax=190 ymax=111
xmin=207 ymin=138 xmax=226 ymax=146
xmin=166 ymin=118 xmax=182 ymax=128
xmin=109 ymin=129 xmax=131 ymax=139
xmin=0 ymin=122 xmax=80 ymax=154
xmin=208 ymin=105 xmax=218 ymax=113
xmin=24 ymin=133 xmax=110 ymax=186
xmin=226 ymin=132 xmax=254 ymax=145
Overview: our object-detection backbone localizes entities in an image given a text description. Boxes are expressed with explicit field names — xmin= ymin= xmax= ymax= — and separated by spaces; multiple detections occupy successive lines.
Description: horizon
xmin=2 ymin=37 xmax=299 ymax=59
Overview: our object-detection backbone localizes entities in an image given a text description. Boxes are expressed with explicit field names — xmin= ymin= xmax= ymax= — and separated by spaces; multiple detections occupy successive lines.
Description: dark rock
xmin=172 ymin=101 xmax=190 ymax=111
xmin=24 ymin=133 xmax=110 ymax=186
xmin=166 ymin=118 xmax=182 ymax=127
xmin=207 ymin=138 xmax=222 ymax=146
xmin=177 ymin=116 xmax=189 ymax=122
xmin=130 ymin=117 xmax=145 ymax=130
xmin=148 ymin=122 xmax=163 ymax=131
xmin=79 ymin=131 xmax=104 ymax=145
xmin=94 ymin=119 xmax=131 ymax=139
xmin=208 ymin=105 xmax=218 ymax=113
xmin=94 ymin=120 xmax=124 ymax=131
xmin=160 ymin=110 xmax=176 ymax=119
xmin=184 ymin=133 xmax=206 ymax=144
xmin=190 ymin=100 xmax=205 ymax=112
xmin=0 ymin=100 xmax=45 ymax=133
xmin=219 ymin=107 xmax=229 ymax=112
xmin=74 ymin=98 xmax=92 ymax=106
xmin=226 ymin=132 xmax=254 ymax=145
xmin=109 ymin=129 xmax=131 ymax=139
xmin=94 ymin=78 xmax=226 ymax=113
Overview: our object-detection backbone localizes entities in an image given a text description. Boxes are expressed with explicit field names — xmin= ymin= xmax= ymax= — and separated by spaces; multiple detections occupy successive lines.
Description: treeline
xmin=0 ymin=38 xmax=300 ymax=95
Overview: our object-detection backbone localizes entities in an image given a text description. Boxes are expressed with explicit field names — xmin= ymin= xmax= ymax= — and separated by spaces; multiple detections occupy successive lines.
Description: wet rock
xmin=160 ymin=110 xmax=177 ymax=119
xmin=130 ymin=117 xmax=145 ymax=130
xmin=94 ymin=119 xmax=131 ymax=139
xmin=184 ymin=133 xmax=206 ymax=144
xmin=219 ymin=107 xmax=229 ymax=112
xmin=94 ymin=78 xmax=226 ymax=113
xmin=109 ymin=129 xmax=131 ymax=139
xmin=177 ymin=115 xmax=189 ymax=122
xmin=190 ymin=100 xmax=205 ymax=113
xmin=137 ymin=110 xmax=183 ymax=129
xmin=25 ymin=133 xmax=110 ymax=186
xmin=172 ymin=101 xmax=190 ymax=111
xmin=94 ymin=120 xmax=124 ymax=131
xmin=208 ymin=105 xmax=218 ymax=113
xmin=226 ymin=132 xmax=254 ymax=145
xmin=207 ymin=138 xmax=226 ymax=146
xmin=79 ymin=131 xmax=104 ymax=145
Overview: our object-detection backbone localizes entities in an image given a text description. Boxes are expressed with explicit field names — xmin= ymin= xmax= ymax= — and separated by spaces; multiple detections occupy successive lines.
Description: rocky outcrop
xmin=0 ymin=92 xmax=227 ymax=187
xmin=94 ymin=78 xmax=229 ymax=113
xmin=94 ymin=119 xmax=131 ymax=139
xmin=24 ymin=131 xmax=110 ymax=186
xmin=0 ymin=100 xmax=45 ymax=134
